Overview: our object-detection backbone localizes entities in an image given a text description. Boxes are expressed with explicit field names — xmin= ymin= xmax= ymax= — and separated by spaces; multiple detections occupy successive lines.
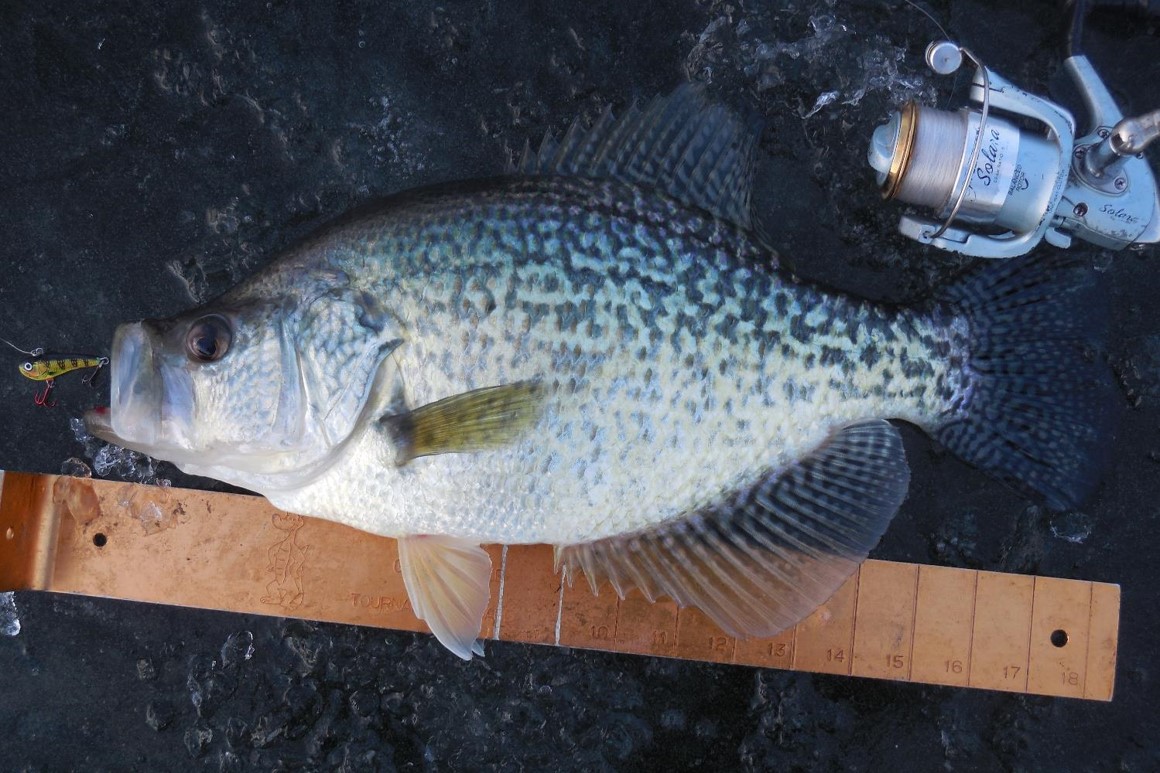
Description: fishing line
xmin=0 ymin=337 xmax=44 ymax=358
xmin=900 ymin=0 xmax=951 ymax=42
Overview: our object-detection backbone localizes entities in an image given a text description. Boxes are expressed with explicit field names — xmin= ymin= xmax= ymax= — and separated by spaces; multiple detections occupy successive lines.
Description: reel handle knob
xmin=924 ymin=40 xmax=963 ymax=75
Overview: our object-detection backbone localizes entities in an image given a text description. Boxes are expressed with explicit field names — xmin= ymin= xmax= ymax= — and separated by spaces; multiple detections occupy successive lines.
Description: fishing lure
xmin=18 ymin=356 xmax=109 ymax=407
xmin=18 ymin=355 xmax=110 ymax=383
xmin=3 ymin=337 xmax=108 ymax=407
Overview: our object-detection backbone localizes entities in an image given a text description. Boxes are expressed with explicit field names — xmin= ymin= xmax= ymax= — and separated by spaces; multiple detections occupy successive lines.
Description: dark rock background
xmin=1 ymin=0 xmax=1157 ymax=769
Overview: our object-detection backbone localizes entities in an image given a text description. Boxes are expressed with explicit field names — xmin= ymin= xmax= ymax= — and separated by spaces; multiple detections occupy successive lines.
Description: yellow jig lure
xmin=3 ymin=338 xmax=108 ymax=407
xmin=19 ymin=355 xmax=109 ymax=383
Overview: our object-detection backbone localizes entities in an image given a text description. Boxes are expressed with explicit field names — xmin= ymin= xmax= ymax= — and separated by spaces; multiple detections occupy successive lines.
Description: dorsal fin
xmin=512 ymin=84 xmax=761 ymax=230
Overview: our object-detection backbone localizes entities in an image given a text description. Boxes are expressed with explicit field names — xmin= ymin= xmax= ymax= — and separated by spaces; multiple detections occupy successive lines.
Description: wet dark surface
xmin=1 ymin=0 xmax=1158 ymax=769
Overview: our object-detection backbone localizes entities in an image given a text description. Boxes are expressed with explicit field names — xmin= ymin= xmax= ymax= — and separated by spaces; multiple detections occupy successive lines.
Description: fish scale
xmin=252 ymin=175 xmax=963 ymax=543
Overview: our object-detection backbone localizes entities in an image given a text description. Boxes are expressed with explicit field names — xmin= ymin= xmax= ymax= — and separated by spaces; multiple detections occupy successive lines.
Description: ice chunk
xmin=93 ymin=442 xmax=158 ymax=482
xmin=1049 ymin=511 xmax=1094 ymax=544
xmin=221 ymin=630 xmax=256 ymax=669
xmin=72 ymin=416 xmax=165 ymax=485
xmin=184 ymin=722 xmax=214 ymax=758
xmin=137 ymin=501 xmax=166 ymax=534
xmin=60 ymin=457 xmax=93 ymax=478
xmin=345 ymin=94 xmax=428 ymax=179
xmin=801 ymin=90 xmax=839 ymax=118
xmin=187 ymin=652 xmax=239 ymax=718
xmin=145 ymin=700 xmax=175 ymax=732
xmin=1 ymin=592 xmax=19 ymax=636
xmin=137 ymin=658 xmax=158 ymax=681
xmin=685 ymin=5 xmax=938 ymax=109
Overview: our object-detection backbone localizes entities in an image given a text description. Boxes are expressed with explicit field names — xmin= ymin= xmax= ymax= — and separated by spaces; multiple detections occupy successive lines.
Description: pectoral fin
xmin=381 ymin=381 xmax=545 ymax=465
xmin=556 ymin=420 xmax=910 ymax=638
xmin=398 ymin=535 xmax=492 ymax=660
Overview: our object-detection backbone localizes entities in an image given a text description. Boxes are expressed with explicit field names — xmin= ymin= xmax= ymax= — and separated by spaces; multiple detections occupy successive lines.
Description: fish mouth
xmin=83 ymin=404 xmax=116 ymax=443
xmin=84 ymin=322 xmax=192 ymax=454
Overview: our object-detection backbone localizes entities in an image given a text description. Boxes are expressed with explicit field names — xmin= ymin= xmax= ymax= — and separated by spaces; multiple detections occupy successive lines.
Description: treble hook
xmin=81 ymin=356 xmax=110 ymax=387
xmin=33 ymin=378 xmax=57 ymax=408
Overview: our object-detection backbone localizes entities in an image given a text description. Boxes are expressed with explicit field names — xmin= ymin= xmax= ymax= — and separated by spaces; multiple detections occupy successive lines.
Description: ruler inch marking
xmin=906 ymin=562 xmax=919 ymax=682
xmin=850 ymin=564 xmax=866 ymax=675
xmin=1024 ymin=576 xmax=1036 ymax=692
xmin=606 ymin=592 xmax=623 ymax=654
xmin=911 ymin=565 xmax=974 ymax=687
xmin=1083 ymin=582 xmax=1120 ymax=701
xmin=847 ymin=565 xmax=860 ymax=676
xmin=734 ymin=620 xmax=794 ymax=668
xmin=852 ymin=560 xmax=918 ymax=681
xmin=495 ymin=545 xmax=560 ymax=645
xmin=554 ymin=577 xmax=565 ymax=646
xmin=792 ymin=571 xmax=858 ymax=675
xmin=969 ymin=571 xmax=1035 ymax=693
xmin=492 ymin=544 xmax=508 ymax=641
xmin=613 ymin=589 xmax=678 ymax=655
xmin=1027 ymin=575 xmax=1093 ymax=698
xmin=675 ymin=604 xmax=735 ymax=663
xmin=611 ymin=593 xmax=621 ymax=642
xmin=1081 ymin=581 xmax=1093 ymax=696
xmin=479 ymin=545 xmax=505 ymax=640
xmin=559 ymin=574 xmax=620 ymax=649
xmin=966 ymin=569 xmax=979 ymax=686
xmin=789 ymin=614 xmax=799 ymax=671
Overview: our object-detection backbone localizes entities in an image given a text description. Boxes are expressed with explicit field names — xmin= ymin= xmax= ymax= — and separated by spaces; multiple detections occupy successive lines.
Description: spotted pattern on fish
xmin=231 ymin=176 xmax=971 ymax=543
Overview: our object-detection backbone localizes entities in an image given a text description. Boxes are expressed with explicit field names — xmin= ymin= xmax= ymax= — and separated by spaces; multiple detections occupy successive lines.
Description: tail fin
xmin=932 ymin=253 xmax=1117 ymax=510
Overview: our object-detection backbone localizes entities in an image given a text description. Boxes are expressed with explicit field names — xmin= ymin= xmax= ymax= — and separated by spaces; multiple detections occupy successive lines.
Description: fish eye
xmin=185 ymin=315 xmax=232 ymax=363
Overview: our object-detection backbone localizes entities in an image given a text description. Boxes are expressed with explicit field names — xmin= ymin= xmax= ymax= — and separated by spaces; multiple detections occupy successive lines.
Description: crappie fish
xmin=85 ymin=86 xmax=1114 ymax=659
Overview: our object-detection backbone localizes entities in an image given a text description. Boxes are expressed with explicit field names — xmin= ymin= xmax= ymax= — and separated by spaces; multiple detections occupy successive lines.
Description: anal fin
xmin=557 ymin=420 xmax=910 ymax=638
xmin=398 ymin=536 xmax=492 ymax=659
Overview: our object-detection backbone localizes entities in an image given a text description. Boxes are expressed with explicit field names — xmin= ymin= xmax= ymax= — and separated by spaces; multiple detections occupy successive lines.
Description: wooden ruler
xmin=0 ymin=470 xmax=1119 ymax=700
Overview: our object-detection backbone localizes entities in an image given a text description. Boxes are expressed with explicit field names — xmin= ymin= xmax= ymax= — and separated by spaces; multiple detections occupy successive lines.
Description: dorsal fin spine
xmin=514 ymin=84 xmax=761 ymax=233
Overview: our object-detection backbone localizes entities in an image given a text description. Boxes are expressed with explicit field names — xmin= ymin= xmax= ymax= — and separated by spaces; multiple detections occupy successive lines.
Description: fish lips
xmin=84 ymin=322 xmax=193 ymax=454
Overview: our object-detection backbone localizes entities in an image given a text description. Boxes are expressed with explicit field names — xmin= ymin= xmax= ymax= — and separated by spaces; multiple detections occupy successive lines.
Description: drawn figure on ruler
xmin=261 ymin=511 xmax=309 ymax=610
